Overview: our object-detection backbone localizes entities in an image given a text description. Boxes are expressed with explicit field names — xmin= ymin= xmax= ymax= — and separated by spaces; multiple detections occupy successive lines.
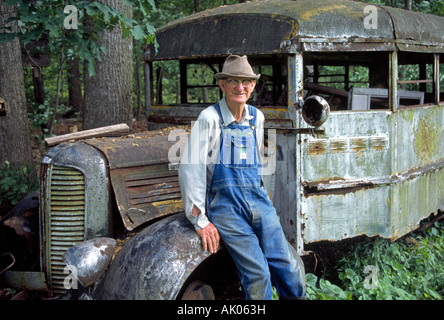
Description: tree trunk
xmin=134 ymin=39 xmax=142 ymax=120
xmin=404 ymin=0 xmax=412 ymax=11
xmin=0 ymin=1 xmax=34 ymax=172
xmin=32 ymin=66 xmax=45 ymax=105
xmin=83 ymin=0 xmax=133 ymax=130
xmin=66 ymin=57 xmax=83 ymax=117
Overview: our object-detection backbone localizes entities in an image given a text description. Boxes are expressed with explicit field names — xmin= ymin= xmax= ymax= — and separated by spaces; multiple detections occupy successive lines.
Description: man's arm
xmin=178 ymin=108 xmax=220 ymax=253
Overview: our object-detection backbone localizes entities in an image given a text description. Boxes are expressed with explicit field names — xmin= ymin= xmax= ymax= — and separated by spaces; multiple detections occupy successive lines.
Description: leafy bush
xmin=306 ymin=223 xmax=443 ymax=300
xmin=0 ymin=161 xmax=39 ymax=206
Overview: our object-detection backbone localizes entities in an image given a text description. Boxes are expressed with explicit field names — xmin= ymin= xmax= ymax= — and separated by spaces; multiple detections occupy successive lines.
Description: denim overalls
xmin=207 ymin=103 xmax=305 ymax=300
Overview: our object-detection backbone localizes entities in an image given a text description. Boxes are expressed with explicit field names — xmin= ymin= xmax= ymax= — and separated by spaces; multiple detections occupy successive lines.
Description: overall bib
xmin=207 ymin=103 xmax=305 ymax=300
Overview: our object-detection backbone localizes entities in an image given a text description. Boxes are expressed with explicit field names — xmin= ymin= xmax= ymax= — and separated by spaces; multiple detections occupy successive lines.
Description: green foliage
xmin=306 ymin=223 xmax=444 ymax=300
xmin=27 ymin=99 xmax=62 ymax=145
xmin=362 ymin=0 xmax=444 ymax=16
xmin=1 ymin=0 xmax=157 ymax=76
xmin=306 ymin=273 xmax=353 ymax=300
xmin=0 ymin=161 xmax=38 ymax=206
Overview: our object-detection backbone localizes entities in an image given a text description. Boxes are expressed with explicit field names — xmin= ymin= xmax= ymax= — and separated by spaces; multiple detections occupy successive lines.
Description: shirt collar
xmin=219 ymin=97 xmax=253 ymax=125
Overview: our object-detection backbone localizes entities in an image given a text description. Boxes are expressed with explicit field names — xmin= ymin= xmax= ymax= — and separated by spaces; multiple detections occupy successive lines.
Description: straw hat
xmin=215 ymin=55 xmax=260 ymax=80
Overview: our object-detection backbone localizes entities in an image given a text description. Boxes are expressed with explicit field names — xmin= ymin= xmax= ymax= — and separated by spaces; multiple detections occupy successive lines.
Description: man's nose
xmin=234 ymin=82 xmax=246 ymax=90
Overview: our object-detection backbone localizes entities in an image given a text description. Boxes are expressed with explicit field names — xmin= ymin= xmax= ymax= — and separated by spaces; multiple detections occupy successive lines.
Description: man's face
xmin=218 ymin=78 xmax=256 ymax=107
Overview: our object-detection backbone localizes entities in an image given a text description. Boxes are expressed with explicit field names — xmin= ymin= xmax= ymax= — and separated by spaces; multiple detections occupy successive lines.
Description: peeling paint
xmin=299 ymin=4 xmax=350 ymax=21
xmin=414 ymin=117 xmax=440 ymax=164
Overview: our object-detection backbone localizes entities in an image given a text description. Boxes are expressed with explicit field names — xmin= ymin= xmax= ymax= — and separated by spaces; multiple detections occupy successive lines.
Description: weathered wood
xmin=44 ymin=123 xmax=130 ymax=146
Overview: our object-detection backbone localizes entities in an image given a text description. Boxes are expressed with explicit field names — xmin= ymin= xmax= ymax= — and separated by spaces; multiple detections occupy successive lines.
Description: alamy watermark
xmin=63 ymin=265 xmax=78 ymax=290
xmin=64 ymin=5 xmax=78 ymax=30
xmin=363 ymin=265 xmax=378 ymax=289
xmin=363 ymin=5 xmax=378 ymax=30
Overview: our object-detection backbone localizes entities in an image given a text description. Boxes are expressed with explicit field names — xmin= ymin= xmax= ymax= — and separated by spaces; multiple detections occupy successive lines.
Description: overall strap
xmin=247 ymin=105 xmax=257 ymax=128
xmin=212 ymin=103 xmax=224 ymax=126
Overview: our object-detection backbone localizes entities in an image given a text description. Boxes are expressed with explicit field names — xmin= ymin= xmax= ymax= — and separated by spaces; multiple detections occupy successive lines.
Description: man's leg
xmin=247 ymin=188 xmax=306 ymax=298
xmin=208 ymin=192 xmax=273 ymax=299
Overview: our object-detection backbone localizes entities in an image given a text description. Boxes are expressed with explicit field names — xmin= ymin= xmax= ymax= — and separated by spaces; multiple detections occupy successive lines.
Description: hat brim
xmin=214 ymin=72 xmax=261 ymax=80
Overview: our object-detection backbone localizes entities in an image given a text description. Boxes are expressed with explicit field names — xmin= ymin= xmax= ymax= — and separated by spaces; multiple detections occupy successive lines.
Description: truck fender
xmin=92 ymin=213 xmax=214 ymax=300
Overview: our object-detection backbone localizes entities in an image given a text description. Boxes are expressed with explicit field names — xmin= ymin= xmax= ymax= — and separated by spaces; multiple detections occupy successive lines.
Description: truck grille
xmin=48 ymin=166 xmax=85 ymax=295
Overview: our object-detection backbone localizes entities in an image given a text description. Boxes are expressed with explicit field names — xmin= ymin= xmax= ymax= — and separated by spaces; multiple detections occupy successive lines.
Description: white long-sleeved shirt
xmin=178 ymin=97 xmax=265 ymax=230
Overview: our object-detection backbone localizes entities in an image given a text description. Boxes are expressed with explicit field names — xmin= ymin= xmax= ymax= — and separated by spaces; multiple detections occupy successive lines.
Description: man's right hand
xmin=192 ymin=205 xmax=220 ymax=253
xmin=196 ymin=223 xmax=220 ymax=254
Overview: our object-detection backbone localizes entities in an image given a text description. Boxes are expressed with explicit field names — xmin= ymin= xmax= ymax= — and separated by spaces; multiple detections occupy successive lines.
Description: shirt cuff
xmin=194 ymin=213 xmax=211 ymax=231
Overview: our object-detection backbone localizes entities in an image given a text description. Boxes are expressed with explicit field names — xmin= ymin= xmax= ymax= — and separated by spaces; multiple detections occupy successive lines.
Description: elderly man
xmin=179 ymin=55 xmax=305 ymax=300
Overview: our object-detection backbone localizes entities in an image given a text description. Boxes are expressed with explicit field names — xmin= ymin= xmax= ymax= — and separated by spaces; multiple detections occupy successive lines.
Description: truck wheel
xmin=180 ymin=280 xmax=215 ymax=300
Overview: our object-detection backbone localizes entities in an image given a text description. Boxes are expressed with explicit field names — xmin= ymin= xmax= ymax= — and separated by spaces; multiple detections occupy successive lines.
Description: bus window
xmin=397 ymin=52 xmax=434 ymax=107
xmin=303 ymin=52 xmax=383 ymax=111
xmin=251 ymin=55 xmax=288 ymax=107
xmin=152 ymin=60 xmax=180 ymax=105
xmin=183 ymin=61 xmax=223 ymax=104
xmin=152 ymin=56 xmax=288 ymax=108
xmin=440 ymin=54 xmax=443 ymax=102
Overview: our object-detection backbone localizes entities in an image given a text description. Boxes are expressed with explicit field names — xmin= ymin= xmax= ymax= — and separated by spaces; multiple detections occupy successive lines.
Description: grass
xmin=305 ymin=221 xmax=444 ymax=300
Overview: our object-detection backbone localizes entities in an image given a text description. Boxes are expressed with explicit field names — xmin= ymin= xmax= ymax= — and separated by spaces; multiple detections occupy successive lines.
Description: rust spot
xmin=330 ymin=138 xmax=347 ymax=153
xmin=300 ymin=4 xmax=349 ymax=21
xmin=350 ymin=137 xmax=368 ymax=153
xmin=307 ymin=139 xmax=328 ymax=155
xmin=370 ymin=136 xmax=388 ymax=151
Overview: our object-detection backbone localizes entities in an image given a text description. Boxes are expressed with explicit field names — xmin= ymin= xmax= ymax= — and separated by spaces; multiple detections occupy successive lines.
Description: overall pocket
xmin=221 ymin=129 xmax=257 ymax=168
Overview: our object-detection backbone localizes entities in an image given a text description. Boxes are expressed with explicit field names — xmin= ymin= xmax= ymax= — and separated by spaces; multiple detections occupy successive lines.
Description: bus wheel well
xmin=177 ymin=248 xmax=242 ymax=300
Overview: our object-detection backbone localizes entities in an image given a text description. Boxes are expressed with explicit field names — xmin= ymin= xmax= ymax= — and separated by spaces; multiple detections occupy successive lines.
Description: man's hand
xmin=192 ymin=205 xmax=220 ymax=253
xmin=196 ymin=223 xmax=220 ymax=254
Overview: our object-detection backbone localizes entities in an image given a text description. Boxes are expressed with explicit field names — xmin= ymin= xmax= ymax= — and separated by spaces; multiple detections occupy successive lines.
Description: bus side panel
xmin=390 ymin=104 xmax=444 ymax=237
xmin=301 ymin=111 xmax=393 ymax=242
xmin=301 ymin=105 xmax=443 ymax=244
xmin=272 ymin=131 xmax=302 ymax=251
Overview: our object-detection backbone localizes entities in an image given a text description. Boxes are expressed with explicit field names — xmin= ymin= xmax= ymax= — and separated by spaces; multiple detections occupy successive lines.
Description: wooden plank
xmin=45 ymin=123 xmax=130 ymax=146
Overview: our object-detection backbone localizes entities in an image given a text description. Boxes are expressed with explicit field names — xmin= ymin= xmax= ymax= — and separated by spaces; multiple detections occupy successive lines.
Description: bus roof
xmin=147 ymin=0 xmax=444 ymax=61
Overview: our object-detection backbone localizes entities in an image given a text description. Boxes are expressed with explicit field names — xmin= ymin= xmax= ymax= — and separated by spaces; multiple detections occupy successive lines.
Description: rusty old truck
xmin=1 ymin=0 xmax=443 ymax=299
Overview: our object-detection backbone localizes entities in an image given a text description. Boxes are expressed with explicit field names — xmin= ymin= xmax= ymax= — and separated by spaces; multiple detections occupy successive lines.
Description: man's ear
xmin=218 ymin=79 xmax=227 ymax=93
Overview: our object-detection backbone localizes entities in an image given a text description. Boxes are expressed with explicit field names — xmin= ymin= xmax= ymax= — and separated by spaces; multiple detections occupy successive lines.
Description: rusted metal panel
xmin=272 ymin=130 xmax=303 ymax=251
xmin=395 ymin=105 xmax=442 ymax=171
xmin=84 ymin=130 xmax=189 ymax=231
xmin=148 ymin=0 xmax=444 ymax=61
xmin=299 ymin=102 xmax=444 ymax=243
xmin=300 ymin=110 xmax=393 ymax=242
xmin=92 ymin=213 xmax=213 ymax=300
xmin=40 ymin=142 xmax=111 ymax=296
xmin=384 ymin=6 xmax=444 ymax=53
xmin=149 ymin=13 xmax=296 ymax=60
xmin=390 ymin=105 xmax=444 ymax=237
xmin=108 ymin=164 xmax=183 ymax=231
xmin=303 ymin=186 xmax=392 ymax=242
xmin=302 ymin=111 xmax=392 ymax=183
